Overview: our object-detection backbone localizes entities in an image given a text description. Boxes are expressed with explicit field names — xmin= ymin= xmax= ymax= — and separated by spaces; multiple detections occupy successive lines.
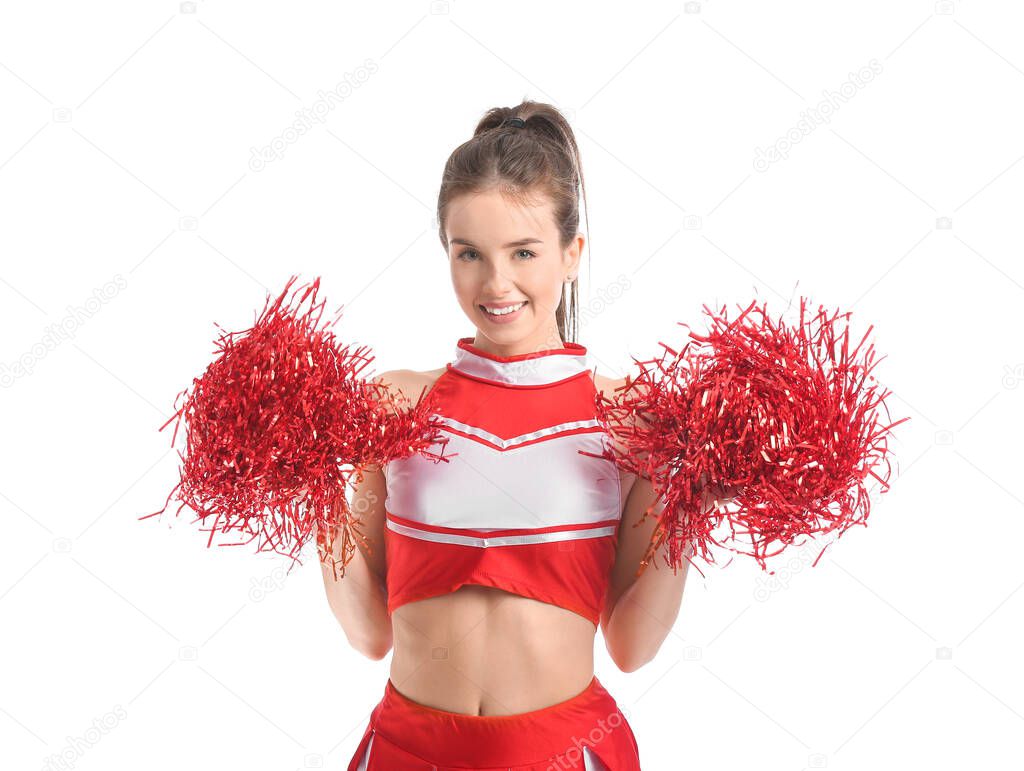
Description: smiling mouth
xmin=480 ymin=301 xmax=528 ymax=316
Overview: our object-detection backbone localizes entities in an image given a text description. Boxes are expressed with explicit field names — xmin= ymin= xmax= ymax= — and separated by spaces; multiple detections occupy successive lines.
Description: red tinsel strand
xmin=595 ymin=296 xmax=910 ymax=575
xmin=143 ymin=276 xmax=451 ymax=576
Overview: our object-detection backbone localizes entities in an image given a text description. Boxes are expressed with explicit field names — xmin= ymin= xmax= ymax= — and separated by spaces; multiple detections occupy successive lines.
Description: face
xmin=445 ymin=186 xmax=582 ymax=356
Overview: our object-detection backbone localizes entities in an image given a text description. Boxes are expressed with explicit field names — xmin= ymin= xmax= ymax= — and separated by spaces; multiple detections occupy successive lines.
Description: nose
xmin=480 ymin=259 xmax=515 ymax=296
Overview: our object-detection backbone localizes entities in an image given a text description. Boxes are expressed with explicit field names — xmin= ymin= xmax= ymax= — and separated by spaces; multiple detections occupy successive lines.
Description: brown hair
xmin=436 ymin=100 xmax=589 ymax=344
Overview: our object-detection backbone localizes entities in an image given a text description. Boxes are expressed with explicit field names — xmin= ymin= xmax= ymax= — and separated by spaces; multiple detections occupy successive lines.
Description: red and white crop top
xmin=383 ymin=337 xmax=623 ymax=626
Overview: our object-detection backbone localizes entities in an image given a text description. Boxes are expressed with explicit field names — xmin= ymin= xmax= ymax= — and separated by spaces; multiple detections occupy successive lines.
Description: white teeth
xmin=482 ymin=302 xmax=526 ymax=316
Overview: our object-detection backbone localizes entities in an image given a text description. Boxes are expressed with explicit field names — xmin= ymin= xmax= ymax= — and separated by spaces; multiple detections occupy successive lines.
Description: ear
xmin=564 ymin=232 xmax=584 ymax=277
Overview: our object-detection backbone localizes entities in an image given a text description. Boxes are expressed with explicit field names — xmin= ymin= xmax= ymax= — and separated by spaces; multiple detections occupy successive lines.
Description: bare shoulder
xmin=593 ymin=369 xmax=655 ymax=406
xmin=592 ymin=371 xmax=629 ymax=401
xmin=359 ymin=368 xmax=446 ymax=478
xmin=370 ymin=367 xmax=447 ymax=411
xmin=592 ymin=370 xmax=649 ymax=490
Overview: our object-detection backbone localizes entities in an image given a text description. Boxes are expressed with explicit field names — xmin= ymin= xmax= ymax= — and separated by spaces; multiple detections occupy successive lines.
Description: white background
xmin=2 ymin=1 xmax=1022 ymax=769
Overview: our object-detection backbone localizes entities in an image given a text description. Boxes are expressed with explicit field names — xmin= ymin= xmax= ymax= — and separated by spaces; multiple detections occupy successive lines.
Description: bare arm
xmin=319 ymin=461 xmax=393 ymax=660
xmin=600 ymin=475 xmax=689 ymax=673
xmin=318 ymin=370 xmax=413 ymax=660
xmin=596 ymin=373 xmax=736 ymax=672
xmin=600 ymin=477 xmax=735 ymax=673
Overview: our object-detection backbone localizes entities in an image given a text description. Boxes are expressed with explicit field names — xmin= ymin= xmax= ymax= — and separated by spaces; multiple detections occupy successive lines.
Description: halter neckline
xmin=449 ymin=337 xmax=590 ymax=386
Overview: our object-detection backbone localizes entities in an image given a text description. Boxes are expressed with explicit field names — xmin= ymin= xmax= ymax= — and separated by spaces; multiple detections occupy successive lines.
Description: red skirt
xmin=346 ymin=675 xmax=641 ymax=770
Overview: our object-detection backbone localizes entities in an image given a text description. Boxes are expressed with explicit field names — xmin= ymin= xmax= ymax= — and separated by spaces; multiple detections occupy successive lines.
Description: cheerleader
xmin=323 ymin=101 xmax=717 ymax=770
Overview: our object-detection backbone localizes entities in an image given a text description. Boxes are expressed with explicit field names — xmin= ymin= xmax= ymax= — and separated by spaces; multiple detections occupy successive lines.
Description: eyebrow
xmin=449 ymin=238 xmax=543 ymax=249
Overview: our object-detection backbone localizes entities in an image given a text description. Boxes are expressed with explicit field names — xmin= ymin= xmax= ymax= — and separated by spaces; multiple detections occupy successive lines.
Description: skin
xmin=321 ymin=186 xmax=713 ymax=716
xmin=446 ymin=186 xmax=581 ymax=357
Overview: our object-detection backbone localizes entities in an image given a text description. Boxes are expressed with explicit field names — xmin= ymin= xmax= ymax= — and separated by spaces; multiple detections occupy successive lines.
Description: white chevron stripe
xmin=439 ymin=415 xmax=602 ymax=449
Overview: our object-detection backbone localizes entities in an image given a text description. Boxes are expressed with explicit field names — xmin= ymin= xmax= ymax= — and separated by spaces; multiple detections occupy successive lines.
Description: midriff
xmin=388 ymin=586 xmax=599 ymax=715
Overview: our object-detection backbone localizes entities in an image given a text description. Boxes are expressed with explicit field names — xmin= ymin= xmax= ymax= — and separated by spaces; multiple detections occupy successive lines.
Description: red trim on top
xmin=457 ymin=336 xmax=587 ymax=362
xmin=386 ymin=576 xmax=602 ymax=627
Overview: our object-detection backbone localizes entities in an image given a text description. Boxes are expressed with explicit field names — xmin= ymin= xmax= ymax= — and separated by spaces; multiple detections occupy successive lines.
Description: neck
xmin=470 ymin=327 xmax=567 ymax=358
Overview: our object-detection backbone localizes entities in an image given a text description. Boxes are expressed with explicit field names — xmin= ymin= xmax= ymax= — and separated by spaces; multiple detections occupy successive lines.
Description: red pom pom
xmin=142 ymin=276 xmax=450 ymax=575
xmin=597 ymin=297 xmax=910 ymax=574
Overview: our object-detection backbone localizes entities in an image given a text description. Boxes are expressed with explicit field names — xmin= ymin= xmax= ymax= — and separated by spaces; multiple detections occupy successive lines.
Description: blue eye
xmin=516 ymin=250 xmax=536 ymax=260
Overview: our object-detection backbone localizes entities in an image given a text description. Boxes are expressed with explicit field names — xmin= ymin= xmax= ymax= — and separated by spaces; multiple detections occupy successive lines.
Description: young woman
xmin=322 ymin=101 xmax=703 ymax=770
